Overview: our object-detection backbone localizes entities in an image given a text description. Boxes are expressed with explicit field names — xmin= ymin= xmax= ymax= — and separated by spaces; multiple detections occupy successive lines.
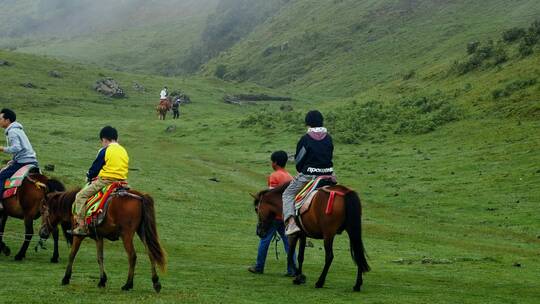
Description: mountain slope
xmin=0 ymin=0 xmax=219 ymax=75
xmin=201 ymin=0 xmax=540 ymax=97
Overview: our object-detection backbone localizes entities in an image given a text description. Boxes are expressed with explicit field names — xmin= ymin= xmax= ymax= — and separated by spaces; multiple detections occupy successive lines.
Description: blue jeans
xmin=0 ymin=162 xmax=32 ymax=194
xmin=254 ymin=220 xmax=296 ymax=274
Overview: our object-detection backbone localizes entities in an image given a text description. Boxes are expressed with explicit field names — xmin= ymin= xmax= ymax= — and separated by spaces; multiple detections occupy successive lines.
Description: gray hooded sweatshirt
xmin=3 ymin=122 xmax=38 ymax=164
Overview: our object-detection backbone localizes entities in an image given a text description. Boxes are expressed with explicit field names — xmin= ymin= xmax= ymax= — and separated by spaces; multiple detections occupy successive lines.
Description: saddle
xmin=77 ymin=181 xmax=131 ymax=227
xmin=294 ymin=175 xmax=337 ymax=216
xmin=2 ymin=164 xmax=41 ymax=199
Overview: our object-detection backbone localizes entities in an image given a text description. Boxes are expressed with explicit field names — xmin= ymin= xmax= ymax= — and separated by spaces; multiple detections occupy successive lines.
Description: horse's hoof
xmin=1 ymin=246 xmax=10 ymax=256
xmin=50 ymin=257 xmax=59 ymax=263
xmin=61 ymin=277 xmax=70 ymax=285
xmin=315 ymin=281 xmax=324 ymax=288
xmin=353 ymin=286 xmax=361 ymax=292
xmin=14 ymin=254 xmax=25 ymax=261
xmin=121 ymin=283 xmax=133 ymax=291
xmin=98 ymin=274 xmax=107 ymax=288
xmin=153 ymin=282 xmax=162 ymax=293
xmin=293 ymin=274 xmax=306 ymax=285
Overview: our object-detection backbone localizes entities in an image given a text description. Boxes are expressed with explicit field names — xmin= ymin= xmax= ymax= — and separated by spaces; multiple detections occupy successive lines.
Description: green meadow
xmin=0 ymin=43 xmax=539 ymax=304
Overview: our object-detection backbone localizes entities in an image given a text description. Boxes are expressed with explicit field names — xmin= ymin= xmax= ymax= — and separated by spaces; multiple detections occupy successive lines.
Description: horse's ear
xmin=249 ymin=192 xmax=258 ymax=199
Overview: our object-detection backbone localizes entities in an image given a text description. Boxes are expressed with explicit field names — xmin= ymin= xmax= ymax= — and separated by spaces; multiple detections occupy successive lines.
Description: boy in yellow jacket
xmin=70 ymin=126 xmax=129 ymax=236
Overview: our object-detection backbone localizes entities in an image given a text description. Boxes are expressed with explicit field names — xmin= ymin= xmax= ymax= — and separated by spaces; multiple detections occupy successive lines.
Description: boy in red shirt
xmin=248 ymin=151 xmax=295 ymax=275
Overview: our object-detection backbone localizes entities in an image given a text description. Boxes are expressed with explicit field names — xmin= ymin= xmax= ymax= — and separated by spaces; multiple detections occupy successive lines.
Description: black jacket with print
xmin=295 ymin=130 xmax=334 ymax=175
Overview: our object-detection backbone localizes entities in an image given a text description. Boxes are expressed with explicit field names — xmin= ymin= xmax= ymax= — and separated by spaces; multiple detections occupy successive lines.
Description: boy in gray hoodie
xmin=0 ymin=108 xmax=39 ymax=211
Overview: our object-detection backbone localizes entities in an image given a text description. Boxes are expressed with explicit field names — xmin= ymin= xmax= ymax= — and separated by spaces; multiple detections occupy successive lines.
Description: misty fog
xmin=0 ymin=0 xmax=219 ymax=38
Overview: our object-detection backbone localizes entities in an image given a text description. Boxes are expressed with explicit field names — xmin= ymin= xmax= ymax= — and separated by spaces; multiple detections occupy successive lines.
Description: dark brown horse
xmin=39 ymin=188 xmax=167 ymax=292
xmin=156 ymin=98 xmax=172 ymax=120
xmin=0 ymin=173 xmax=66 ymax=261
xmin=253 ymin=182 xmax=370 ymax=291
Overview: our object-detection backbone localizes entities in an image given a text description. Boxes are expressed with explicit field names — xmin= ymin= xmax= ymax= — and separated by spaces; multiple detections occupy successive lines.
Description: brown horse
xmin=0 ymin=173 xmax=66 ymax=261
xmin=253 ymin=182 xmax=370 ymax=291
xmin=156 ymin=98 xmax=172 ymax=120
xmin=39 ymin=188 xmax=167 ymax=292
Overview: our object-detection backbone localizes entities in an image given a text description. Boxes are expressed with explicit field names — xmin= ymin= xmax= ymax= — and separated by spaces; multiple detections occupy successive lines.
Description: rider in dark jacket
xmin=282 ymin=110 xmax=334 ymax=235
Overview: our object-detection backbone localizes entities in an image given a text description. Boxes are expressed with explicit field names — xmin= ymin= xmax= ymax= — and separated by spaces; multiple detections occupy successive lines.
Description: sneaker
xmin=284 ymin=272 xmax=295 ymax=277
xmin=285 ymin=220 xmax=301 ymax=236
xmin=248 ymin=266 xmax=263 ymax=274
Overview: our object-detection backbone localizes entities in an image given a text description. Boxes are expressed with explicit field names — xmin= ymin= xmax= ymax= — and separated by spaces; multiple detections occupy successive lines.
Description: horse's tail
xmin=46 ymin=178 xmax=66 ymax=193
xmin=344 ymin=190 xmax=370 ymax=273
xmin=139 ymin=194 xmax=167 ymax=273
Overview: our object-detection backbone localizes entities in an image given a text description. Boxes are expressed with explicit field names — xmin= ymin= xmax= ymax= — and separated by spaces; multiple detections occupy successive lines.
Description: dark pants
xmin=173 ymin=109 xmax=179 ymax=119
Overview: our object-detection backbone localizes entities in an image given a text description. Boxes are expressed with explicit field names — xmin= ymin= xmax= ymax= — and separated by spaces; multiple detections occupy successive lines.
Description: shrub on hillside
xmin=328 ymin=97 xmax=462 ymax=142
xmin=528 ymin=20 xmax=540 ymax=36
xmin=491 ymin=78 xmax=538 ymax=99
xmin=518 ymin=43 xmax=534 ymax=57
xmin=453 ymin=40 xmax=509 ymax=74
xmin=403 ymin=70 xmax=416 ymax=80
xmin=467 ymin=41 xmax=480 ymax=54
xmin=215 ymin=64 xmax=227 ymax=79
xmin=492 ymin=47 xmax=508 ymax=65
xmin=522 ymin=33 xmax=538 ymax=46
xmin=502 ymin=27 xmax=526 ymax=43
xmin=240 ymin=95 xmax=462 ymax=144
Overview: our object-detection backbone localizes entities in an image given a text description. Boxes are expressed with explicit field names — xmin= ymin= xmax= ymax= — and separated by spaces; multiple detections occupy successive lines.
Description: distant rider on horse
xmin=282 ymin=110 xmax=334 ymax=235
xmin=0 ymin=108 xmax=39 ymax=212
xmin=70 ymin=126 xmax=129 ymax=236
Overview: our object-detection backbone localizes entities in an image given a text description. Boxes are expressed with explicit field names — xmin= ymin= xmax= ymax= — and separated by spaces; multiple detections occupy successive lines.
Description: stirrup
xmin=68 ymin=224 xmax=88 ymax=236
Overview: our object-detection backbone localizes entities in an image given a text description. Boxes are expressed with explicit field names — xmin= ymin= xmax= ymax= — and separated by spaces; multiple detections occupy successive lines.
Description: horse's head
xmin=39 ymin=192 xmax=65 ymax=239
xmin=252 ymin=189 xmax=282 ymax=238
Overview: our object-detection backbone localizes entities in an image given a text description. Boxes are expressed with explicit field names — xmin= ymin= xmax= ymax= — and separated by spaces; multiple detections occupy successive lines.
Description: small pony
xmin=156 ymin=98 xmax=172 ymax=120
xmin=39 ymin=187 xmax=166 ymax=292
xmin=253 ymin=181 xmax=370 ymax=291
xmin=0 ymin=172 xmax=66 ymax=261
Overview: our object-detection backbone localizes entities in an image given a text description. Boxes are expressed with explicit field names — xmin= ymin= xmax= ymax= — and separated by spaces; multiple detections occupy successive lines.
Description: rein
xmin=272 ymin=231 xmax=281 ymax=261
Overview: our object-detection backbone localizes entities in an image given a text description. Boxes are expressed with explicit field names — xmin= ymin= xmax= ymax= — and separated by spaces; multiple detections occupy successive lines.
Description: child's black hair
xmin=271 ymin=150 xmax=288 ymax=168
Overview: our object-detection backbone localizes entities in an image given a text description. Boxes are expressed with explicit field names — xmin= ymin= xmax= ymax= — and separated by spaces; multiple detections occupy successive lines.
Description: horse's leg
xmin=315 ymin=235 xmax=335 ymax=289
xmin=137 ymin=230 xmax=161 ymax=293
xmin=295 ymin=236 xmax=307 ymax=284
xmin=288 ymin=235 xmax=303 ymax=285
xmin=14 ymin=216 xmax=33 ymax=260
xmin=96 ymin=237 xmax=107 ymax=288
xmin=0 ymin=214 xmax=10 ymax=256
xmin=121 ymin=231 xmax=137 ymax=291
xmin=62 ymin=236 xmax=84 ymax=285
xmin=51 ymin=226 xmax=59 ymax=263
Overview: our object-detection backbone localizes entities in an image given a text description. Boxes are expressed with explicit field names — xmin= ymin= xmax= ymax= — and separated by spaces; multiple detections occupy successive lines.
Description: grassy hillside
xmin=201 ymin=0 xmax=540 ymax=97
xmin=0 ymin=0 xmax=219 ymax=75
xmin=1 ymin=45 xmax=539 ymax=304
xmin=181 ymin=0 xmax=289 ymax=73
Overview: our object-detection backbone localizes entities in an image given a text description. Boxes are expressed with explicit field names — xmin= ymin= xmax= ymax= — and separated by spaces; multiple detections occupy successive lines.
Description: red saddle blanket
xmin=77 ymin=182 xmax=128 ymax=225
xmin=2 ymin=164 xmax=39 ymax=199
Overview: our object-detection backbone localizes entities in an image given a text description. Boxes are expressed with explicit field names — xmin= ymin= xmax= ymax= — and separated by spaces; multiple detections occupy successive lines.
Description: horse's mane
xmin=253 ymin=181 xmax=290 ymax=207
xmin=48 ymin=189 xmax=81 ymax=215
